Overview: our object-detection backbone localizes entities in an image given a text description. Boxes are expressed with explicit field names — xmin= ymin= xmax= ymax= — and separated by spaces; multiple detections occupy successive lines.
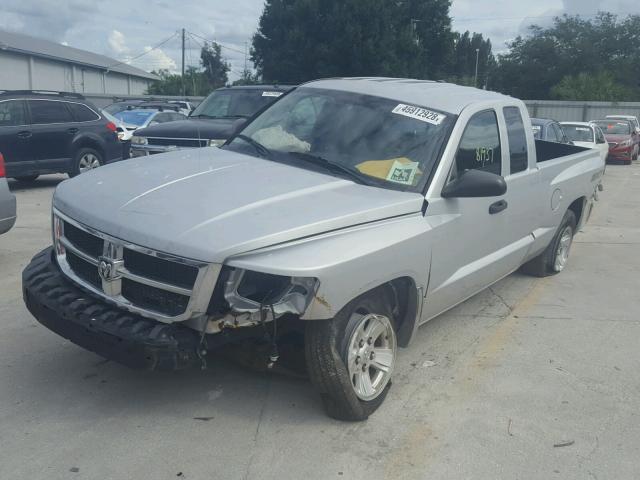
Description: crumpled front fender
xmin=226 ymin=214 xmax=433 ymax=320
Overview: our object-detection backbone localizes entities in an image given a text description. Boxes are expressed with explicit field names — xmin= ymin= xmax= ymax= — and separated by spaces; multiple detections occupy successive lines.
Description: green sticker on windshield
xmin=386 ymin=160 xmax=419 ymax=185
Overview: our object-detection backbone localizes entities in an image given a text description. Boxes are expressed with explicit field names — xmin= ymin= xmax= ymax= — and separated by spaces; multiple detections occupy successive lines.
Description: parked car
xmin=130 ymin=85 xmax=294 ymax=157
xmin=168 ymin=100 xmax=194 ymax=116
xmin=102 ymin=109 xmax=137 ymax=160
xmin=103 ymin=100 xmax=146 ymax=115
xmin=22 ymin=79 xmax=603 ymax=421
xmin=0 ymin=90 xmax=122 ymax=181
xmin=561 ymin=122 xmax=609 ymax=163
xmin=0 ymin=152 xmax=16 ymax=234
xmin=113 ymin=108 xmax=186 ymax=132
xmin=592 ymin=119 xmax=639 ymax=164
xmin=605 ymin=114 xmax=640 ymax=134
xmin=531 ymin=118 xmax=572 ymax=144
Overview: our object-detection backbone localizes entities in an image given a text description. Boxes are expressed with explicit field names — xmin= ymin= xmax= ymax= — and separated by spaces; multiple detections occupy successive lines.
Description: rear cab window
xmin=450 ymin=110 xmax=502 ymax=181
xmin=503 ymin=107 xmax=528 ymax=174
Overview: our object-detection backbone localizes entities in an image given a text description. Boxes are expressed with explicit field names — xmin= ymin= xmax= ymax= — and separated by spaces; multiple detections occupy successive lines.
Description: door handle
xmin=17 ymin=130 xmax=32 ymax=139
xmin=489 ymin=200 xmax=508 ymax=214
xmin=67 ymin=128 xmax=79 ymax=135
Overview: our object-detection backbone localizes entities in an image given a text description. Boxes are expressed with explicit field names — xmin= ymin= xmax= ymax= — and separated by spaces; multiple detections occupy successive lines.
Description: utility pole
xmin=474 ymin=48 xmax=480 ymax=88
xmin=181 ymin=28 xmax=186 ymax=97
xmin=244 ymin=41 xmax=248 ymax=74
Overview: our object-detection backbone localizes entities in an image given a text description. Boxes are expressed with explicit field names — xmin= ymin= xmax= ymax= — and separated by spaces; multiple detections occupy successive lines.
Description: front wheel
xmin=69 ymin=148 xmax=103 ymax=177
xmin=305 ymin=289 xmax=397 ymax=421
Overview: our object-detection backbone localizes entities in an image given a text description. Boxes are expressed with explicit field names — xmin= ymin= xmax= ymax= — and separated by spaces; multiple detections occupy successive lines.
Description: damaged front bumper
xmin=22 ymin=248 xmax=263 ymax=371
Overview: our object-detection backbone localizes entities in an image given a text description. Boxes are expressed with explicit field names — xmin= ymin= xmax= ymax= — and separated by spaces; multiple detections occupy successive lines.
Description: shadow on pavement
xmin=8 ymin=175 xmax=67 ymax=192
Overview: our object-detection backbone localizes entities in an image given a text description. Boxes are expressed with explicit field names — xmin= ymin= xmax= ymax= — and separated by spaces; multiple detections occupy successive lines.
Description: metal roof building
xmin=0 ymin=29 xmax=158 ymax=95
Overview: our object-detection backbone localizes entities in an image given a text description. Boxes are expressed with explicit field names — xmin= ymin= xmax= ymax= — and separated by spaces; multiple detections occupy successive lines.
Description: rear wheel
xmin=13 ymin=174 xmax=39 ymax=183
xmin=305 ymin=289 xmax=397 ymax=421
xmin=521 ymin=210 xmax=576 ymax=277
xmin=69 ymin=148 xmax=103 ymax=177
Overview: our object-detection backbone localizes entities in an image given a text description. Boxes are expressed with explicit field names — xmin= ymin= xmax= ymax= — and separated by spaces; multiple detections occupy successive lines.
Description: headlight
xmin=222 ymin=268 xmax=319 ymax=316
xmin=131 ymin=136 xmax=148 ymax=145
xmin=208 ymin=139 xmax=226 ymax=147
xmin=117 ymin=131 xmax=125 ymax=141
xmin=620 ymin=139 xmax=632 ymax=147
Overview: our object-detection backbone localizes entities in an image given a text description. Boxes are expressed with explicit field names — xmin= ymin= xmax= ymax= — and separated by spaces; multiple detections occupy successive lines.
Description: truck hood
xmin=53 ymin=148 xmax=424 ymax=263
xmin=135 ymin=118 xmax=236 ymax=140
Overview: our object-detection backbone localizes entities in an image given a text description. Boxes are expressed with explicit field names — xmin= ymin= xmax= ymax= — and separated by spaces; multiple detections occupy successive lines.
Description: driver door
xmin=421 ymin=109 xmax=515 ymax=322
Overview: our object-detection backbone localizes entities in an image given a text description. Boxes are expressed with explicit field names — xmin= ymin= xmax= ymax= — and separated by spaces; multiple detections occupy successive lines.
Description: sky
xmin=1 ymin=0 xmax=639 ymax=81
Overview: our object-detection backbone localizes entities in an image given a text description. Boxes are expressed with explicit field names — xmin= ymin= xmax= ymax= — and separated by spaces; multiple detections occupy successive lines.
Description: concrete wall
xmin=0 ymin=50 xmax=153 ymax=95
xmin=524 ymin=100 xmax=640 ymax=122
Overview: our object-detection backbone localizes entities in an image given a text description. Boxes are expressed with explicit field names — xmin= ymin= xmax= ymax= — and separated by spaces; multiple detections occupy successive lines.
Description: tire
xmin=69 ymin=148 xmax=103 ymax=177
xmin=521 ymin=210 xmax=577 ymax=277
xmin=305 ymin=288 xmax=397 ymax=421
xmin=13 ymin=174 xmax=39 ymax=183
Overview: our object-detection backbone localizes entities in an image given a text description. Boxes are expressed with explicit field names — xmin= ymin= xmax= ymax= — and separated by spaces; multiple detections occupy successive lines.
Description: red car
xmin=593 ymin=119 xmax=639 ymax=164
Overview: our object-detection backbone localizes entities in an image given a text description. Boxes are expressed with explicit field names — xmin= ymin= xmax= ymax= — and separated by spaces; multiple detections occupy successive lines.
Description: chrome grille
xmin=53 ymin=209 xmax=220 ymax=323
xmin=147 ymin=137 xmax=208 ymax=148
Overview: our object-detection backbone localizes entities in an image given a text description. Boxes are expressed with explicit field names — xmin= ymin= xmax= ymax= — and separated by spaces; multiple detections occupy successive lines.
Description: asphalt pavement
xmin=1 ymin=166 xmax=638 ymax=480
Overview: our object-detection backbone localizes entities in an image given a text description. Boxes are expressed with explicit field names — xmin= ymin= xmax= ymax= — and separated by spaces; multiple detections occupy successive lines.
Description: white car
xmin=606 ymin=115 xmax=640 ymax=134
xmin=101 ymin=109 xmax=137 ymax=142
xmin=561 ymin=122 xmax=609 ymax=163
xmin=168 ymin=101 xmax=193 ymax=116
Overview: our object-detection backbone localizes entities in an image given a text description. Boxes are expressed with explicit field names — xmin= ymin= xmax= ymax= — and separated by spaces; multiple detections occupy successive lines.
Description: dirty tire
xmin=521 ymin=210 xmax=576 ymax=277
xmin=13 ymin=174 xmax=39 ymax=183
xmin=305 ymin=288 xmax=396 ymax=421
xmin=69 ymin=148 xmax=103 ymax=177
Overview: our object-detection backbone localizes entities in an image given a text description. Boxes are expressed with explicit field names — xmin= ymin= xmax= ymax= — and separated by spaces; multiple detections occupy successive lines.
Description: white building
xmin=0 ymin=29 xmax=158 ymax=95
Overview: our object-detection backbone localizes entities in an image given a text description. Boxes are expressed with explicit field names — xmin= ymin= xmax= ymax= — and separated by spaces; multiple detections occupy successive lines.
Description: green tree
xmin=492 ymin=13 xmax=640 ymax=99
xmin=251 ymin=0 xmax=453 ymax=83
xmin=146 ymin=67 xmax=210 ymax=96
xmin=448 ymin=31 xmax=494 ymax=87
xmin=551 ymin=72 xmax=635 ymax=101
xmin=201 ymin=42 xmax=230 ymax=88
xmin=232 ymin=69 xmax=261 ymax=86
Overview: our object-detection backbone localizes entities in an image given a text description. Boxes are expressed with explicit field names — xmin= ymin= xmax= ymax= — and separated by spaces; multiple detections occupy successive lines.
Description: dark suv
xmin=130 ymin=85 xmax=294 ymax=157
xmin=0 ymin=90 xmax=122 ymax=181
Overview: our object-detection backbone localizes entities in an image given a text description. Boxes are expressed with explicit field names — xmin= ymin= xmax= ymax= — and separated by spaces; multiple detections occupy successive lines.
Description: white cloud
xmin=136 ymin=46 xmax=177 ymax=72
xmin=108 ymin=29 xmax=129 ymax=55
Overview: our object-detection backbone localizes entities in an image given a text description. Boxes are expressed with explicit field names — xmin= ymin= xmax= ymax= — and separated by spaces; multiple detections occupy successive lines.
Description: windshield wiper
xmin=236 ymin=134 xmax=272 ymax=158
xmin=285 ymin=151 xmax=371 ymax=186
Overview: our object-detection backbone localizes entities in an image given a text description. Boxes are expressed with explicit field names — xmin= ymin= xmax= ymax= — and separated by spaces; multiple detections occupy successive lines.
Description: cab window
xmin=503 ymin=107 xmax=528 ymax=174
xmin=452 ymin=110 xmax=502 ymax=179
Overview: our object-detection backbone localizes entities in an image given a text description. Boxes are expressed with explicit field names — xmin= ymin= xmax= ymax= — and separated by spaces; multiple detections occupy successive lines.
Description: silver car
xmin=0 ymin=153 xmax=16 ymax=234
xmin=23 ymin=78 xmax=602 ymax=421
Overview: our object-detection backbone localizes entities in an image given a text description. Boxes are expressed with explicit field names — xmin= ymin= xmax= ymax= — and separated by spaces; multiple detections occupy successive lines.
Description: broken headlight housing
xmin=221 ymin=268 xmax=319 ymax=317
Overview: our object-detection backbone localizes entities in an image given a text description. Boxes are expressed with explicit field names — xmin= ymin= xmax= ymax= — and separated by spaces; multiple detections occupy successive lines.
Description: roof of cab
xmin=302 ymin=77 xmax=517 ymax=115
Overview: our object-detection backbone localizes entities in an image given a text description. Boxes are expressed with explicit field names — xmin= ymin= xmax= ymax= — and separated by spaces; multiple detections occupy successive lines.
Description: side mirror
xmin=442 ymin=169 xmax=507 ymax=198
xmin=231 ymin=118 xmax=248 ymax=135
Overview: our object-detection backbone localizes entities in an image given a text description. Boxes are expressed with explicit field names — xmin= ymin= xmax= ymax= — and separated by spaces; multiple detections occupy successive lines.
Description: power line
xmin=106 ymin=31 xmax=179 ymax=71
xmin=187 ymin=31 xmax=247 ymax=55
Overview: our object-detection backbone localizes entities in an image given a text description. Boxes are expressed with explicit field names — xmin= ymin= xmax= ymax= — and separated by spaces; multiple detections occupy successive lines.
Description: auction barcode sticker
xmin=392 ymin=104 xmax=446 ymax=125
xmin=262 ymin=91 xmax=283 ymax=97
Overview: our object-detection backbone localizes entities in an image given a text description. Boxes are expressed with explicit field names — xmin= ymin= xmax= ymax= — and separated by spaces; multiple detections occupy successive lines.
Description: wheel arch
xmin=567 ymin=196 xmax=586 ymax=228
xmin=71 ymin=135 xmax=105 ymax=159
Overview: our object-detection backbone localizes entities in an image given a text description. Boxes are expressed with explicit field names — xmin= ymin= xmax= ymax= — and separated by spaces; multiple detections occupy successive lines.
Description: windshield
xmin=225 ymin=87 xmax=455 ymax=191
xmin=114 ymin=110 xmax=154 ymax=126
xmin=563 ymin=125 xmax=594 ymax=143
xmin=190 ymin=89 xmax=282 ymax=119
xmin=594 ymin=121 xmax=631 ymax=135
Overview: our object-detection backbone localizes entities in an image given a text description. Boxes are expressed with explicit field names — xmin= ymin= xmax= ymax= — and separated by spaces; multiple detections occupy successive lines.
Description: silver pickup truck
xmin=23 ymin=78 xmax=603 ymax=421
